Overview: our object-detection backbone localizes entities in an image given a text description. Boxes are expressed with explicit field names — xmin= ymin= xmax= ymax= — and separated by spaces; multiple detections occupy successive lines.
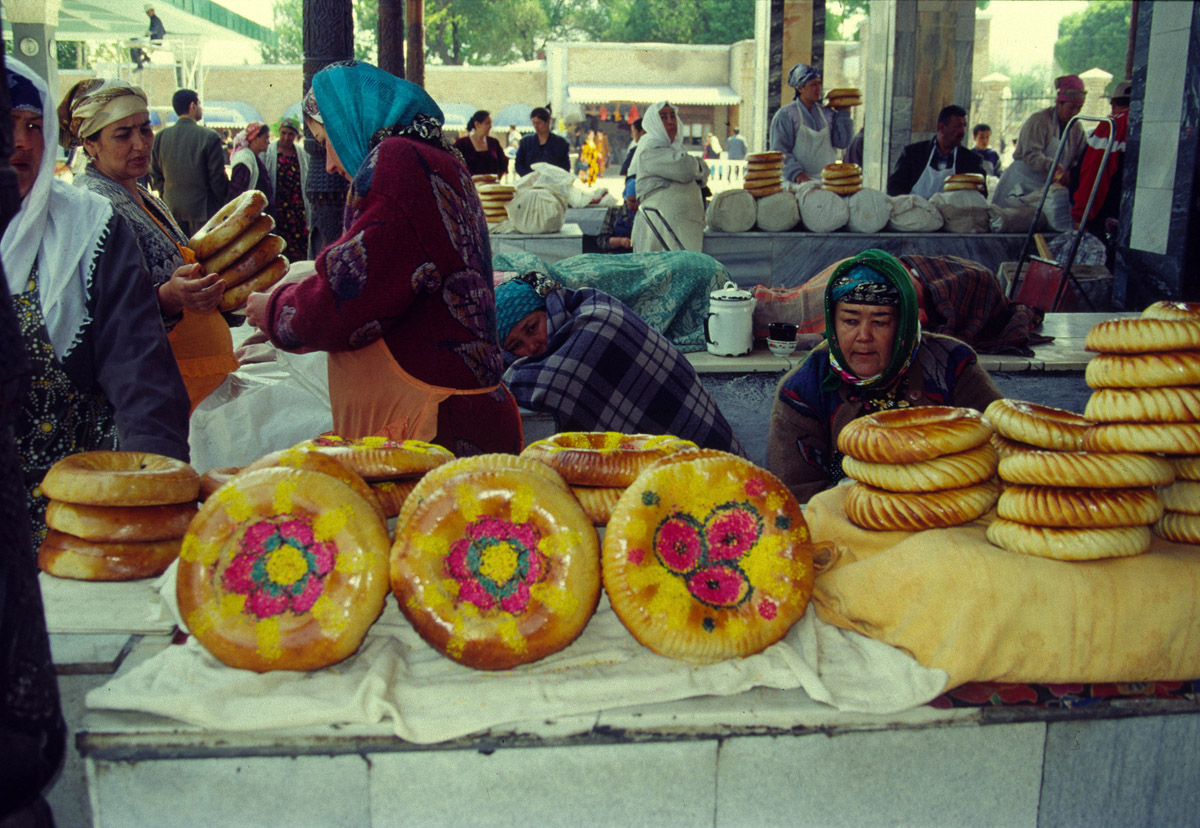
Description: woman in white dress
xmin=630 ymin=101 xmax=709 ymax=252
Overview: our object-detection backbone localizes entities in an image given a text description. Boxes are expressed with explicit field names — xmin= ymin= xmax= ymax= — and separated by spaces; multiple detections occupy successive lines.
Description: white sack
xmin=887 ymin=194 xmax=944 ymax=232
xmin=755 ymin=191 xmax=801 ymax=232
xmin=845 ymin=188 xmax=892 ymax=234
xmin=507 ymin=187 xmax=568 ymax=234
xmin=797 ymin=184 xmax=849 ymax=233
xmin=930 ymin=189 xmax=990 ymax=234
xmin=705 ymin=188 xmax=757 ymax=232
xmin=1019 ymin=184 xmax=1073 ymax=232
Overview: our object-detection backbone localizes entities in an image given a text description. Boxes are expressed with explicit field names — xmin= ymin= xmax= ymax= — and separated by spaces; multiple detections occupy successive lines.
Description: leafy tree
xmin=1054 ymin=0 xmax=1131 ymax=93
xmin=259 ymin=0 xmax=379 ymax=64
xmin=827 ymin=0 xmax=988 ymax=42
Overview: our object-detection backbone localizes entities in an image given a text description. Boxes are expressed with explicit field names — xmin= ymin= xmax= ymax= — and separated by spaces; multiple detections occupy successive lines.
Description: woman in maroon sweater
xmin=246 ymin=61 xmax=521 ymax=456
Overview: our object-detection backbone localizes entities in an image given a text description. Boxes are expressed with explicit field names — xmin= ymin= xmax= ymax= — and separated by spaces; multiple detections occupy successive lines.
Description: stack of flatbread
xmin=944 ymin=173 xmax=986 ymax=194
xmin=742 ymin=151 xmax=784 ymax=198
xmin=188 ymin=190 xmax=289 ymax=312
xmin=478 ymin=184 xmax=516 ymax=224
xmin=472 ymin=174 xmax=500 ymax=187
xmin=821 ymin=162 xmax=862 ymax=196
xmin=826 ymin=87 xmax=862 ymax=108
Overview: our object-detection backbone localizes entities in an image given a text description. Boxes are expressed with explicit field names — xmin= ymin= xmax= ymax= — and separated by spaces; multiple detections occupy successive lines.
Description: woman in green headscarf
xmin=766 ymin=249 xmax=1001 ymax=503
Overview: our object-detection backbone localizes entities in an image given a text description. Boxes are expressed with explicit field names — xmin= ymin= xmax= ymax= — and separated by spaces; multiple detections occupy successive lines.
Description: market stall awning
xmin=492 ymin=103 xmax=539 ymax=132
xmin=567 ymin=84 xmax=741 ymax=106
xmin=1 ymin=0 xmax=276 ymax=47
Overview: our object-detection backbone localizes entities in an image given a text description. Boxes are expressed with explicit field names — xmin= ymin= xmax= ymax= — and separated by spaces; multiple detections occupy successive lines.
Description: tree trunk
xmin=378 ymin=0 xmax=405 ymax=78
xmin=406 ymin=0 xmax=425 ymax=87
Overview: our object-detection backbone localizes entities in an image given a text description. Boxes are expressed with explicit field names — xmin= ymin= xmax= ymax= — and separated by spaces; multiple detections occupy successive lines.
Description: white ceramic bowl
xmin=767 ymin=338 xmax=795 ymax=357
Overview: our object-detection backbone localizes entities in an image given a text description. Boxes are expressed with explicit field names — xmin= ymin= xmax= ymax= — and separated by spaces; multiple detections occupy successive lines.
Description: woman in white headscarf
xmin=630 ymin=101 xmax=709 ymax=252
xmin=2 ymin=59 xmax=189 ymax=549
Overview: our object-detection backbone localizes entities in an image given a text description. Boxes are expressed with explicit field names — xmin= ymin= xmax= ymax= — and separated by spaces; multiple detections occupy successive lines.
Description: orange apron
xmin=327 ymin=339 xmax=499 ymax=441
xmin=142 ymin=207 xmax=239 ymax=412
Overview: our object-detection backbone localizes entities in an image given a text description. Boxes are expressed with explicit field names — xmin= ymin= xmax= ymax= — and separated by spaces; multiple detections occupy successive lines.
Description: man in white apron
xmin=992 ymin=75 xmax=1088 ymax=207
xmin=769 ymin=62 xmax=854 ymax=184
xmin=886 ymin=105 xmax=986 ymax=198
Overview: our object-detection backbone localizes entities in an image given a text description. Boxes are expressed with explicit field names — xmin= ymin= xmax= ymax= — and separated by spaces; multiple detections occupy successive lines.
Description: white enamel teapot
xmin=705 ymin=280 xmax=756 ymax=357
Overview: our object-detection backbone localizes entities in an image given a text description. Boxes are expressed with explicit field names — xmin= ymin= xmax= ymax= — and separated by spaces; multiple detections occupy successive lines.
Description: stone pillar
xmin=767 ymin=1 xmax=826 ymax=141
xmin=1079 ymin=67 xmax=1114 ymax=117
xmin=975 ymin=72 xmax=1010 ymax=141
xmin=6 ymin=0 xmax=62 ymax=89
xmin=302 ymin=0 xmax=354 ymax=260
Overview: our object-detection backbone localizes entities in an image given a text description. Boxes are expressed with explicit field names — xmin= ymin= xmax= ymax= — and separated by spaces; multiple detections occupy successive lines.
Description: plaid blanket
xmin=504 ymin=287 xmax=744 ymax=454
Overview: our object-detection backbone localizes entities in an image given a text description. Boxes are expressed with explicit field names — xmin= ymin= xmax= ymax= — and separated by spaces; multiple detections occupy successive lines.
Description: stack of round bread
xmin=188 ymin=190 xmax=290 ymax=312
xmin=944 ymin=173 xmax=986 ymax=194
xmin=1082 ymin=303 xmax=1200 ymax=545
xmin=821 ymin=162 xmax=862 ymax=196
xmin=177 ymin=464 xmax=391 ymax=672
xmin=826 ymin=87 xmax=862 ymax=108
xmin=390 ymin=453 xmax=600 ymax=670
xmin=478 ymin=183 xmax=516 ymax=224
xmin=38 ymin=451 xmax=200 ymax=581
xmin=520 ymin=432 xmax=698 ymax=525
xmin=985 ymin=398 xmax=1168 ymax=560
xmin=472 ymin=174 xmax=500 ymax=187
xmin=294 ymin=435 xmax=456 ymax=520
xmin=838 ymin=406 xmax=1000 ymax=531
xmin=743 ymin=151 xmax=784 ymax=197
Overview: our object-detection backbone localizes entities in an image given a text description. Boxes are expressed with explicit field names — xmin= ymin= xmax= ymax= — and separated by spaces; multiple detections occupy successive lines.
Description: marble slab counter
xmin=490 ymin=222 xmax=584 ymax=263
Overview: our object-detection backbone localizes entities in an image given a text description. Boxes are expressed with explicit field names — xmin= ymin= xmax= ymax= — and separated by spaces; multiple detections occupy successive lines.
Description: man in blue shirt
xmin=970 ymin=123 xmax=1002 ymax=177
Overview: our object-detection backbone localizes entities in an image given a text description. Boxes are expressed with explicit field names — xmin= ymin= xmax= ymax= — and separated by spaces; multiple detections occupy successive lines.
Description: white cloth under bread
xmin=754 ymin=191 xmax=801 ymax=232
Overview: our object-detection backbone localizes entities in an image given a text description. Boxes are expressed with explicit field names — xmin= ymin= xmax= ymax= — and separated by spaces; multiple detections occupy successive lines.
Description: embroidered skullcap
xmin=495 ymin=279 xmax=547 ymax=344
xmin=56 ymin=77 xmax=149 ymax=149
xmin=279 ymin=115 xmax=301 ymax=134
xmin=828 ymin=265 xmax=900 ymax=306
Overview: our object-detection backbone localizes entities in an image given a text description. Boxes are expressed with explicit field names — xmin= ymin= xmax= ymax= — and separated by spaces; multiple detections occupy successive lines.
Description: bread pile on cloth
xmin=1082 ymin=302 xmax=1200 ymax=545
xmin=804 ymin=481 xmax=1200 ymax=690
xmin=797 ymin=180 xmax=849 ymax=232
xmin=188 ymin=190 xmax=289 ymax=312
xmin=472 ymin=174 xmax=500 ymax=187
xmin=705 ymin=188 xmax=757 ymax=232
xmin=825 ymin=87 xmax=862 ymax=108
xmin=821 ymin=162 xmax=862 ymax=196
xmin=742 ymin=151 xmax=784 ymax=198
xmin=838 ymin=406 xmax=1000 ymax=531
xmin=477 ymin=183 xmax=516 ymax=225
xmin=519 ymin=432 xmax=697 ymax=525
xmin=943 ymin=173 xmax=986 ymax=194
xmin=985 ymin=398 xmax=1168 ymax=560
xmin=38 ymin=451 xmax=199 ymax=581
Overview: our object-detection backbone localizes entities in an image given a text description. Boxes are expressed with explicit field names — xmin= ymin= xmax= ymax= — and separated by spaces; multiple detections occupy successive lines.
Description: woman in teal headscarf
xmin=246 ymin=61 xmax=522 ymax=457
xmin=766 ymin=249 xmax=1002 ymax=503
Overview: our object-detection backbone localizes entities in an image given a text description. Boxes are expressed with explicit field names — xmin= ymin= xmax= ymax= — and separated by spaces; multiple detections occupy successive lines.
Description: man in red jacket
xmin=1072 ymin=80 xmax=1130 ymax=238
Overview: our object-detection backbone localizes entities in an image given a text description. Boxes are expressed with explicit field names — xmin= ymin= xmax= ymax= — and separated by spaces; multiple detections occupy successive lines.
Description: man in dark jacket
xmin=887 ymin=105 xmax=986 ymax=198
xmin=150 ymin=89 xmax=229 ymax=236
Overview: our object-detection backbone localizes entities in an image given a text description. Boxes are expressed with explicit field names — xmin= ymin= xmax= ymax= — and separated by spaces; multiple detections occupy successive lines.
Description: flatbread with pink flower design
xmin=177 ymin=466 xmax=392 ymax=672
xmin=602 ymin=451 xmax=814 ymax=663
xmin=390 ymin=464 xmax=600 ymax=670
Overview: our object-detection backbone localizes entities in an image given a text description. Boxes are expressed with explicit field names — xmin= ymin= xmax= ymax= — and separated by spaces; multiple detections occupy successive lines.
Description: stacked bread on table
xmin=472 ymin=174 xmax=500 ymax=187
xmin=821 ymin=162 xmax=862 ymax=196
xmin=478 ymin=183 xmax=516 ymax=224
xmin=825 ymin=87 xmax=861 ymax=109
xmin=38 ymin=451 xmax=200 ymax=581
xmin=944 ymin=173 xmax=986 ymax=194
xmin=1082 ymin=302 xmax=1200 ymax=545
xmin=985 ymin=399 xmax=1168 ymax=560
xmin=838 ymin=406 xmax=1000 ymax=531
xmin=189 ymin=190 xmax=289 ymax=312
xmin=742 ymin=151 xmax=784 ymax=198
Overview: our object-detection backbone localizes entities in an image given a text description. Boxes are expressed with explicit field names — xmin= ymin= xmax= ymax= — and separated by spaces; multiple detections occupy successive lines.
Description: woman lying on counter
xmin=767 ymin=249 xmax=1002 ymax=503
xmin=495 ymin=274 xmax=743 ymax=454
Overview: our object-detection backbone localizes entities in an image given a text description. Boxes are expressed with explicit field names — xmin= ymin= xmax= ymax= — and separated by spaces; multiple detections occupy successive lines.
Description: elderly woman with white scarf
xmin=2 ymin=59 xmax=189 ymax=549
xmin=630 ymin=101 xmax=709 ymax=252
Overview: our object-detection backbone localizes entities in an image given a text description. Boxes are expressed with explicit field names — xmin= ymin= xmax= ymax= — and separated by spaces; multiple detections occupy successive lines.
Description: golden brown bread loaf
xmin=1153 ymin=511 xmax=1200 ymax=544
xmin=984 ymin=399 xmax=1091 ymax=451
xmin=1171 ymin=455 xmax=1200 ymax=482
xmin=217 ymin=256 xmax=289 ymax=312
xmin=201 ymin=214 xmax=275 ymax=274
xmin=1081 ymin=422 xmax=1200 ymax=455
xmin=44 ymin=500 xmax=198 ymax=543
xmin=996 ymin=484 xmax=1163 ymax=528
xmin=1085 ymin=351 xmax=1200 ymax=388
xmin=1085 ymin=386 xmax=1200 ymax=423
xmin=841 ymin=442 xmax=998 ymax=492
xmin=521 ymin=432 xmax=697 ymax=487
xmin=997 ymin=449 xmax=1173 ymax=488
xmin=844 ymin=479 xmax=999 ymax=531
xmin=1158 ymin=480 xmax=1200 ymax=514
xmin=1142 ymin=300 xmax=1200 ymax=322
xmin=188 ymin=190 xmax=269 ymax=259
xmin=39 ymin=531 xmax=182 ymax=580
xmin=369 ymin=478 xmax=418 ymax=519
xmin=990 ymin=433 xmax=1040 ymax=458
xmin=198 ymin=466 xmax=241 ymax=501
xmin=41 ymin=451 xmax=199 ymax=507
xmin=986 ymin=519 xmax=1151 ymax=560
xmin=570 ymin=485 xmax=623 ymax=526
xmin=838 ymin=405 xmax=994 ymax=464
xmin=242 ymin=446 xmax=385 ymax=522
xmin=294 ymin=435 xmax=455 ymax=481
xmin=1085 ymin=318 xmax=1200 ymax=354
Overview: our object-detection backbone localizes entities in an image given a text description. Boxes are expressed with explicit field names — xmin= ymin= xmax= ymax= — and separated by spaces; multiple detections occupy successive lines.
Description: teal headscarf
xmin=311 ymin=61 xmax=444 ymax=176
xmin=822 ymin=249 xmax=921 ymax=394
xmin=495 ymin=279 xmax=547 ymax=344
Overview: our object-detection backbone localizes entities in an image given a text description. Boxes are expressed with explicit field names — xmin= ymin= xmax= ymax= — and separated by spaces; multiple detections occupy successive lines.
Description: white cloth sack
xmin=845 ymin=188 xmax=891 ymax=234
xmin=987 ymin=203 xmax=1037 ymax=234
xmin=887 ymin=194 xmax=944 ymax=232
xmin=930 ymin=189 xmax=990 ymax=234
xmin=797 ymin=182 xmax=849 ymax=232
xmin=40 ymin=574 xmax=176 ymax=635
xmin=705 ymin=188 xmax=757 ymax=232
xmin=1020 ymin=184 xmax=1074 ymax=232
xmin=754 ymin=191 xmax=801 ymax=232
xmin=507 ymin=187 xmax=568 ymax=235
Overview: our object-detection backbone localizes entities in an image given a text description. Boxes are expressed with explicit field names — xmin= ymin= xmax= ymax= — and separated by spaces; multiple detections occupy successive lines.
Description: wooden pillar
xmin=378 ymin=0 xmax=405 ymax=78
xmin=406 ymin=0 xmax=424 ymax=88
xmin=302 ymin=0 xmax=354 ymax=258
xmin=768 ymin=1 xmax=826 ymax=128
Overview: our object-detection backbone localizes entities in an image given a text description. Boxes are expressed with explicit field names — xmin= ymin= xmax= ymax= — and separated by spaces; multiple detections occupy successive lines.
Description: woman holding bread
xmin=769 ymin=63 xmax=854 ymax=185
xmin=6 ymin=61 xmax=189 ymax=546
xmin=245 ymin=61 xmax=522 ymax=457
xmin=630 ymin=101 xmax=709 ymax=252
xmin=767 ymin=249 xmax=1002 ymax=503
xmin=59 ymin=77 xmax=238 ymax=411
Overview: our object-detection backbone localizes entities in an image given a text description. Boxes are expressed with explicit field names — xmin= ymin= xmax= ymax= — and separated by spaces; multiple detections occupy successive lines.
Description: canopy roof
xmin=1 ymin=0 xmax=275 ymax=47
xmin=567 ymin=84 xmax=740 ymax=106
